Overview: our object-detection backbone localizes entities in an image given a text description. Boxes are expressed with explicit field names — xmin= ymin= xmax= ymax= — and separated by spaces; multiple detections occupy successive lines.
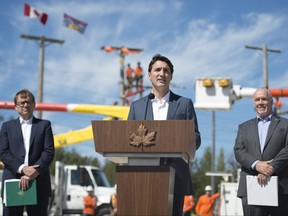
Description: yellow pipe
xmin=70 ymin=105 xmax=129 ymax=120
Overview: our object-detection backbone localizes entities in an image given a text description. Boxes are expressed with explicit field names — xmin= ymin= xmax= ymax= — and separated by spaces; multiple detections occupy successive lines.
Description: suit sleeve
xmin=127 ymin=102 xmax=136 ymax=120
xmin=34 ymin=120 xmax=55 ymax=175
xmin=268 ymin=118 xmax=288 ymax=174
xmin=187 ymin=99 xmax=201 ymax=150
xmin=234 ymin=123 xmax=258 ymax=171
xmin=270 ymin=137 xmax=288 ymax=174
xmin=0 ymin=122 xmax=24 ymax=175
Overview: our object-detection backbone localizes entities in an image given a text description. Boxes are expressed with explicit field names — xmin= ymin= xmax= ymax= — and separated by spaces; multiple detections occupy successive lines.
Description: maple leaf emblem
xmin=129 ymin=123 xmax=157 ymax=150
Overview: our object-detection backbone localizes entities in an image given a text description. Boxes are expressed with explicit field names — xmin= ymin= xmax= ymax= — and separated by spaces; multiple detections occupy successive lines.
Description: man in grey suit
xmin=234 ymin=88 xmax=288 ymax=216
xmin=128 ymin=54 xmax=201 ymax=216
xmin=0 ymin=89 xmax=55 ymax=216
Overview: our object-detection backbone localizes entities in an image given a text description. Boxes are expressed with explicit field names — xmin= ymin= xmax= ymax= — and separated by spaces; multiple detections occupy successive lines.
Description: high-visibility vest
xmin=134 ymin=66 xmax=143 ymax=77
xmin=183 ymin=195 xmax=195 ymax=212
xmin=83 ymin=195 xmax=97 ymax=215
xmin=126 ymin=67 xmax=134 ymax=78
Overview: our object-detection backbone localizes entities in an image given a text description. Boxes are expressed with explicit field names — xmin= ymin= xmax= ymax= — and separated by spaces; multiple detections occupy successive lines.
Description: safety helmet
xmin=85 ymin=186 xmax=94 ymax=192
xmin=205 ymin=185 xmax=212 ymax=191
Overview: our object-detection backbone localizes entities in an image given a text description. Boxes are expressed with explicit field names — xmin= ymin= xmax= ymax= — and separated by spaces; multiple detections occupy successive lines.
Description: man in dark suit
xmin=0 ymin=89 xmax=55 ymax=216
xmin=128 ymin=54 xmax=201 ymax=216
xmin=234 ymin=88 xmax=288 ymax=216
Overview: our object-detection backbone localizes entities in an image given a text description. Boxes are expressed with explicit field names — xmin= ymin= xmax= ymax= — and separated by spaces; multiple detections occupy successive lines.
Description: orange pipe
xmin=269 ymin=89 xmax=288 ymax=97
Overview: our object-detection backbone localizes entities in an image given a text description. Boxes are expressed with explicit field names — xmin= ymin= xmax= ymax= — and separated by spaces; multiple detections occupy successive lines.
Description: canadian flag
xmin=24 ymin=3 xmax=48 ymax=25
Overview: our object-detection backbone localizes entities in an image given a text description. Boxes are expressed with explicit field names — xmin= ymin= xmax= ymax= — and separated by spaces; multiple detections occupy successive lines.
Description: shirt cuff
xmin=18 ymin=164 xmax=26 ymax=174
xmin=252 ymin=160 xmax=259 ymax=170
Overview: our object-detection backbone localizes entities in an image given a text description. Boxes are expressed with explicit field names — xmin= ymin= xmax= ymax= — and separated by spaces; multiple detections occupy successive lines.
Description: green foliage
xmin=217 ymin=148 xmax=225 ymax=171
xmin=191 ymin=146 xmax=238 ymax=201
xmin=103 ymin=161 xmax=116 ymax=186
xmin=191 ymin=147 xmax=212 ymax=199
xmin=227 ymin=152 xmax=241 ymax=182
xmin=50 ymin=148 xmax=100 ymax=177
xmin=49 ymin=148 xmax=119 ymax=187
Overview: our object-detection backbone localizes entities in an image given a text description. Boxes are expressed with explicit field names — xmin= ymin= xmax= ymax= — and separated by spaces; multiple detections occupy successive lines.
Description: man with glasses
xmin=0 ymin=89 xmax=55 ymax=216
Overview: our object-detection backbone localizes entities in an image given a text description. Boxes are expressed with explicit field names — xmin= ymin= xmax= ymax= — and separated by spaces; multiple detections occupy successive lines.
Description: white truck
xmin=51 ymin=161 xmax=115 ymax=216
xmin=217 ymin=182 xmax=243 ymax=216
xmin=211 ymin=169 xmax=243 ymax=216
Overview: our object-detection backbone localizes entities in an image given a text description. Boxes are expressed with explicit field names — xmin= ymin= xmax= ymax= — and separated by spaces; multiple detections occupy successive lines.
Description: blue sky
xmin=1 ymin=0 xmax=288 ymax=167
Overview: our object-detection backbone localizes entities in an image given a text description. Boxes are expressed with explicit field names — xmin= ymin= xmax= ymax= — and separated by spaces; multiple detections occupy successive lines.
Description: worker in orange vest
xmin=110 ymin=191 xmax=117 ymax=216
xmin=125 ymin=63 xmax=134 ymax=89
xmin=183 ymin=195 xmax=195 ymax=216
xmin=134 ymin=62 xmax=143 ymax=90
xmin=195 ymin=185 xmax=219 ymax=216
xmin=82 ymin=186 xmax=97 ymax=216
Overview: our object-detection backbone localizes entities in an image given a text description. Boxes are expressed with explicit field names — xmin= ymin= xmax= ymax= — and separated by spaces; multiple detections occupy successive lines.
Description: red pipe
xmin=0 ymin=102 xmax=68 ymax=112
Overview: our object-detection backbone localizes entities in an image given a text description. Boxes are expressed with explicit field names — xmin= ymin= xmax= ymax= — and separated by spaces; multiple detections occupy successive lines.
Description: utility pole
xmin=211 ymin=111 xmax=216 ymax=193
xmin=245 ymin=44 xmax=281 ymax=88
xmin=20 ymin=35 xmax=64 ymax=119
xmin=101 ymin=46 xmax=143 ymax=105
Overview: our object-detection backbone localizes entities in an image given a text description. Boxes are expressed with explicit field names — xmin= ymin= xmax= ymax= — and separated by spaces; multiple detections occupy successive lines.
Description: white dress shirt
xmin=18 ymin=117 xmax=32 ymax=173
xmin=152 ymin=91 xmax=170 ymax=120
xmin=251 ymin=113 xmax=273 ymax=169
xmin=258 ymin=114 xmax=272 ymax=153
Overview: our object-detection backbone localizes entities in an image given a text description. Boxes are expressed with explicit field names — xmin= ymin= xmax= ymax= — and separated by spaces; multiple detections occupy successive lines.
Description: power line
xmin=245 ymin=44 xmax=281 ymax=89
xmin=101 ymin=46 xmax=143 ymax=105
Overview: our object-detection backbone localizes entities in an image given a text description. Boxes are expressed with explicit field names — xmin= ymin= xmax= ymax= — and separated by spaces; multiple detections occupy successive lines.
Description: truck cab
xmin=54 ymin=161 xmax=115 ymax=216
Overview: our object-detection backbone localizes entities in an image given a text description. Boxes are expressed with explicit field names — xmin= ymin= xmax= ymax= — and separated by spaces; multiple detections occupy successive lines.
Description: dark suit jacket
xmin=0 ymin=117 xmax=55 ymax=200
xmin=128 ymin=91 xmax=201 ymax=195
xmin=234 ymin=114 xmax=288 ymax=197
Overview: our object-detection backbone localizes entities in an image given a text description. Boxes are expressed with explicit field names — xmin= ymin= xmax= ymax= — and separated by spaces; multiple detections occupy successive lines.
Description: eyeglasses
xmin=16 ymin=101 xmax=33 ymax=107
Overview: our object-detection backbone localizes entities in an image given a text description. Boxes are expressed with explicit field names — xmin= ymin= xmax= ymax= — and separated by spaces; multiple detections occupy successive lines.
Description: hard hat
xmin=205 ymin=185 xmax=212 ymax=191
xmin=85 ymin=186 xmax=94 ymax=192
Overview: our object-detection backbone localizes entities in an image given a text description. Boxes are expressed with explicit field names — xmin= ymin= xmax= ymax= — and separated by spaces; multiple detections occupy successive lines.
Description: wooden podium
xmin=91 ymin=120 xmax=196 ymax=216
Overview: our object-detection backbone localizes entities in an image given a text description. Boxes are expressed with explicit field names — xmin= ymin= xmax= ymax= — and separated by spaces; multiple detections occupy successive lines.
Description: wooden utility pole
xmin=245 ymin=44 xmax=281 ymax=88
xmin=20 ymin=35 xmax=64 ymax=118
xmin=101 ymin=46 xmax=143 ymax=106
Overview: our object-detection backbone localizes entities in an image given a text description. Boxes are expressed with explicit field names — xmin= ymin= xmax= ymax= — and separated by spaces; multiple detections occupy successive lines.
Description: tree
xmin=227 ymin=152 xmax=241 ymax=182
xmin=103 ymin=161 xmax=116 ymax=186
xmin=50 ymin=148 xmax=101 ymax=177
xmin=217 ymin=148 xmax=225 ymax=171
xmin=191 ymin=147 xmax=212 ymax=199
xmin=214 ymin=147 xmax=226 ymax=191
xmin=191 ymin=146 xmax=229 ymax=199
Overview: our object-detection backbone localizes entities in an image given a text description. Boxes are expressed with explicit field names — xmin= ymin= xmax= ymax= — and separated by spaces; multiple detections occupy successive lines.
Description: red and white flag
xmin=24 ymin=3 xmax=48 ymax=25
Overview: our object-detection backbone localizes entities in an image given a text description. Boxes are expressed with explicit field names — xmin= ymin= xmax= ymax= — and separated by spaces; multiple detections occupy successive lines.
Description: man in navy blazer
xmin=0 ymin=89 xmax=55 ymax=216
xmin=128 ymin=54 xmax=201 ymax=216
xmin=234 ymin=88 xmax=288 ymax=216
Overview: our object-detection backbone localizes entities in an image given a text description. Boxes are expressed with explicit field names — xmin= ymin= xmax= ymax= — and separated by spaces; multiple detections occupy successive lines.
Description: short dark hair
xmin=14 ymin=89 xmax=35 ymax=105
xmin=148 ymin=54 xmax=174 ymax=74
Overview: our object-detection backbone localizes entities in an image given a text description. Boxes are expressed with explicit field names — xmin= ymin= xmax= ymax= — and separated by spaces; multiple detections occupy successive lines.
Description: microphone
xmin=148 ymin=93 xmax=155 ymax=100
xmin=144 ymin=93 xmax=155 ymax=120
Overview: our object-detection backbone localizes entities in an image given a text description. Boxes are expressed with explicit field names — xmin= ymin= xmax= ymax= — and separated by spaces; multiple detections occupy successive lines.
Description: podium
xmin=92 ymin=120 xmax=196 ymax=216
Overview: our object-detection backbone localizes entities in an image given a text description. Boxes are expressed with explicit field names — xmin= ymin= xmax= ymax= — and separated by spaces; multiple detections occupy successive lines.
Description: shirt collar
xmin=257 ymin=113 xmax=273 ymax=122
xmin=152 ymin=91 xmax=170 ymax=103
xmin=19 ymin=117 xmax=33 ymax=125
